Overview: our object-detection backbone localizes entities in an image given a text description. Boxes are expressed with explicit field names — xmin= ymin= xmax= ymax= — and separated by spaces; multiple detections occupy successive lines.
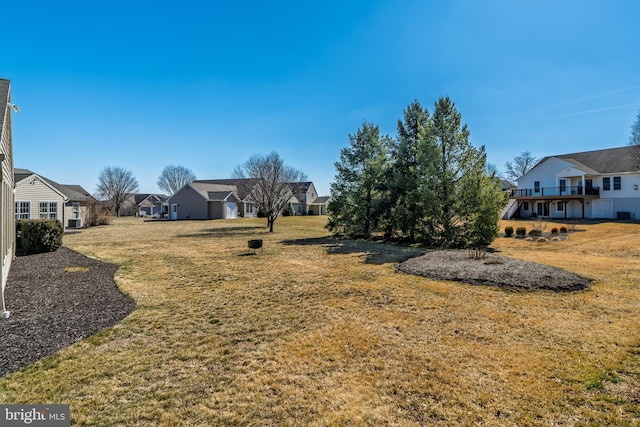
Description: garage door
xmin=226 ymin=202 xmax=237 ymax=219
xmin=592 ymin=199 xmax=612 ymax=219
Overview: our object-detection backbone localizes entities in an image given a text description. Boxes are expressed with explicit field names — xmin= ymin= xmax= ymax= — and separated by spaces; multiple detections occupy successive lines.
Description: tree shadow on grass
xmin=175 ymin=225 xmax=268 ymax=239
xmin=280 ymin=236 xmax=425 ymax=265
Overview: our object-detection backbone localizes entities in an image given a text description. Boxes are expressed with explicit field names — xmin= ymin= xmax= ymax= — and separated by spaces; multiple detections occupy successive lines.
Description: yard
xmin=1 ymin=216 xmax=639 ymax=425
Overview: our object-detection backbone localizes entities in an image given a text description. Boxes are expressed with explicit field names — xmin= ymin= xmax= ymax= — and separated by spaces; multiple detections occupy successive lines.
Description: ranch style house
xmin=167 ymin=179 xmax=330 ymax=221
xmin=14 ymin=169 xmax=94 ymax=229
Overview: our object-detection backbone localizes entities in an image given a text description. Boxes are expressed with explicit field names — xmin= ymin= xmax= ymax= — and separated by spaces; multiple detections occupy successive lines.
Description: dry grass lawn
xmin=1 ymin=216 xmax=639 ymax=426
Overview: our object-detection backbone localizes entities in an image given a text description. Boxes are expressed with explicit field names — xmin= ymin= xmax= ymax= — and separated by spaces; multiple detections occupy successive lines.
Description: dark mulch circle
xmin=0 ymin=247 xmax=136 ymax=377
xmin=396 ymin=250 xmax=592 ymax=292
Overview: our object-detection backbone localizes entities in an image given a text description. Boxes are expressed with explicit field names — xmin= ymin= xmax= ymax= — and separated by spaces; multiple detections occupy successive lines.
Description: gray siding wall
xmin=208 ymin=201 xmax=223 ymax=219
xmin=169 ymin=186 xmax=208 ymax=220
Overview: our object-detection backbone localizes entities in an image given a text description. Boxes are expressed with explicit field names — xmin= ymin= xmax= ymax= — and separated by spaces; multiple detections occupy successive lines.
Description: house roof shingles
xmin=542 ymin=146 xmax=640 ymax=174
xmin=14 ymin=168 xmax=93 ymax=202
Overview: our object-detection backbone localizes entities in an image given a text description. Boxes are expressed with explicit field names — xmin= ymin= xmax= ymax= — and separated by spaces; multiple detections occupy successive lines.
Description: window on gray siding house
xmin=15 ymin=201 xmax=30 ymax=220
xmin=534 ymin=181 xmax=540 ymax=193
xmin=603 ymin=177 xmax=610 ymax=191
xmin=39 ymin=202 xmax=58 ymax=219
xmin=613 ymin=176 xmax=621 ymax=190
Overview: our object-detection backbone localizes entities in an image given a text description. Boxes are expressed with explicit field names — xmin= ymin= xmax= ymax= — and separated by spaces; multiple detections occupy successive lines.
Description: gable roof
xmin=188 ymin=182 xmax=237 ymax=201
xmin=193 ymin=178 xmax=259 ymax=200
xmin=128 ymin=193 xmax=168 ymax=205
xmin=539 ymin=146 xmax=640 ymax=174
xmin=288 ymin=181 xmax=312 ymax=195
xmin=15 ymin=168 xmax=93 ymax=201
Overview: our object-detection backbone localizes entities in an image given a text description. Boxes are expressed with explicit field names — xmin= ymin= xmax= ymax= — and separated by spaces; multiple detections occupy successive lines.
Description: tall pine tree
xmin=386 ymin=100 xmax=433 ymax=241
xmin=428 ymin=96 xmax=504 ymax=247
xmin=327 ymin=121 xmax=390 ymax=238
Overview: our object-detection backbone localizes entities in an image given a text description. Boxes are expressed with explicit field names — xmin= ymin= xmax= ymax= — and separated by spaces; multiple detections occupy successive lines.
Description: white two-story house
xmin=506 ymin=146 xmax=640 ymax=220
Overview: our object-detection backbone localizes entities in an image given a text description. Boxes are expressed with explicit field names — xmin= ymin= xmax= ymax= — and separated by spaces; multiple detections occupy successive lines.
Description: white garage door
xmin=226 ymin=202 xmax=237 ymax=219
xmin=592 ymin=199 xmax=612 ymax=219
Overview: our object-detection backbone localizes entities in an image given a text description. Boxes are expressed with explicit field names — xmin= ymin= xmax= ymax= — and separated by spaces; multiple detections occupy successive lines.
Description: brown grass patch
xmin=0 ymin=217 xmax=638 ymax=425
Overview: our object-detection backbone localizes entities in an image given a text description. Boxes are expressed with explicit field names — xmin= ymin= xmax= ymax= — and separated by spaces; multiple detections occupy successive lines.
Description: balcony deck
xmin=510 ymin=185 xmax=600 ymax=199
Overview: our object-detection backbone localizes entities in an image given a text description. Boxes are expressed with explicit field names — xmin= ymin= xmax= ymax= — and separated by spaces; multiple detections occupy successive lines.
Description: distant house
xmin=118 ymin=193 xmax=168 ymax=218
xmin=187 ymin=179 xmax=259 ymax=218
xmin=1 ymin=78 xmax=15 ymax=318
xmin=289 ymin=182 xmax=328 ymax=215
xmin=505 ymin=146 xmax=640 ymax=220
xmin=168 ymin=182 xmax=238 ymax=220
xmin=14 ymin=168 xmax=94 ymax=228
xmin=167 ymin=178 xmax=330 ymax=220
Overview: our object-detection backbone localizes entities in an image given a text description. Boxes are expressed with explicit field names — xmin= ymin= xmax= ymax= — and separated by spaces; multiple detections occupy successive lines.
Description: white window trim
xmin=38 ymin=201 xmax=59 ymax=220
xmin=15 ymin=200 xmax=30 ymax=220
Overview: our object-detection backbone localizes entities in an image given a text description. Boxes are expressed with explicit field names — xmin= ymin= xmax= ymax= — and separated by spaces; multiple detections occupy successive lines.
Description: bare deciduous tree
xmin=232 ymin=152 xmax=306 ymax=232
xmin=157 ymin=165 xmax=196 ymax=195
xmin=504 ymin=151 xmax=539 ymax=183
xmin=95 ymin=166 xmax=139 ymax=217
xmin=629 ymin=110 xmax=640 ymax=162
xmin=84 ymin=197 xmax=111 ymax=227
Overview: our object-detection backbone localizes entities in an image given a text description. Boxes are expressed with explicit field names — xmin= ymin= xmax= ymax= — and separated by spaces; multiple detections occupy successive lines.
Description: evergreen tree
xmin=387 ymin=100 xmax=432 ymax=241
xmin=327 ymin=121 xmax=389 ymax=238
xmin=429 ymin=96 xmax=503 ymax=247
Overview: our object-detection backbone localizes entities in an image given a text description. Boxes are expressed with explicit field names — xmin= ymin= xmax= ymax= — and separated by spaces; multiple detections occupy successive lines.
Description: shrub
xmin=516 ymin=227 xmax=526 ymax=237
xmin=528 ymin=229 xmax=542 ymax=237
xmin=17 ymin=219 xmax=63 ymax=254
xmin=282 ymin=207 xmax=292 ymax=217
xmin=559 ymin=226 xmax=568 ymax=233
xmin=551 ymin=227 xmax=559 ymax=234
xmin=468 ymin=247 xmax=487 ymax=260
xmin=504 ymin=226 xmax=514 ymax=237
xmin=84 ymin=198 xmax=111 ymax=227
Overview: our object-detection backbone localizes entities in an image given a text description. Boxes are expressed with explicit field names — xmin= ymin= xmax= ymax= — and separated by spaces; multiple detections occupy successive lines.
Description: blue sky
xmin=3 ymin=1 xmax=640 ymax=196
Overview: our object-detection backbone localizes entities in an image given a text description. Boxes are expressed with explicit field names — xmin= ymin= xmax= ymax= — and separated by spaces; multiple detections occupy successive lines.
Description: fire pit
xmin=248 ymin=239 xmax=263 ymax=253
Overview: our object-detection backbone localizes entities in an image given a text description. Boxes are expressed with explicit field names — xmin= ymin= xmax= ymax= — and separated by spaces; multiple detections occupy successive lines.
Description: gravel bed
xmin=396 ymin=250 xmax=592 ymax=292
xmin=0 ymin=247 xmax=135 ymax=377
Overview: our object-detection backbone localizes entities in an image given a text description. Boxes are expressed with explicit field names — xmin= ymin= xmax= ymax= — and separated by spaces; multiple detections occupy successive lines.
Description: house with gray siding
xmin=168 ymin=182 xmax=238 ymax=220
xmin=118 ymin=193 xmax=168 ymax=217
xmin=1 ymin=78 xmax=15 ymax=318
xmin=167 ymin=178 xmax=330 ymax=220
xmin=506 ymin=146 xmax=640 ymax=220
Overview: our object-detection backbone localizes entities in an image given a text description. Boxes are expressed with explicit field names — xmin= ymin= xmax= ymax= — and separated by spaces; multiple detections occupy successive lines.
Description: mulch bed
xmin=396 ymin=250 xmax=592 ymax=292
xmin=0 ymin=247 xmax=135 ymax=377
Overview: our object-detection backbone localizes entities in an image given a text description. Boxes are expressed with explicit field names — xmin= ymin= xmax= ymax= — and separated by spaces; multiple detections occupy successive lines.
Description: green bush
xmin=515 ymin=227 xmax=526 ymax=237
xmin=504 ymin=226 xmax=514 ymax=237
xmin=17 ymin=219 xmax=63 ymax=254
